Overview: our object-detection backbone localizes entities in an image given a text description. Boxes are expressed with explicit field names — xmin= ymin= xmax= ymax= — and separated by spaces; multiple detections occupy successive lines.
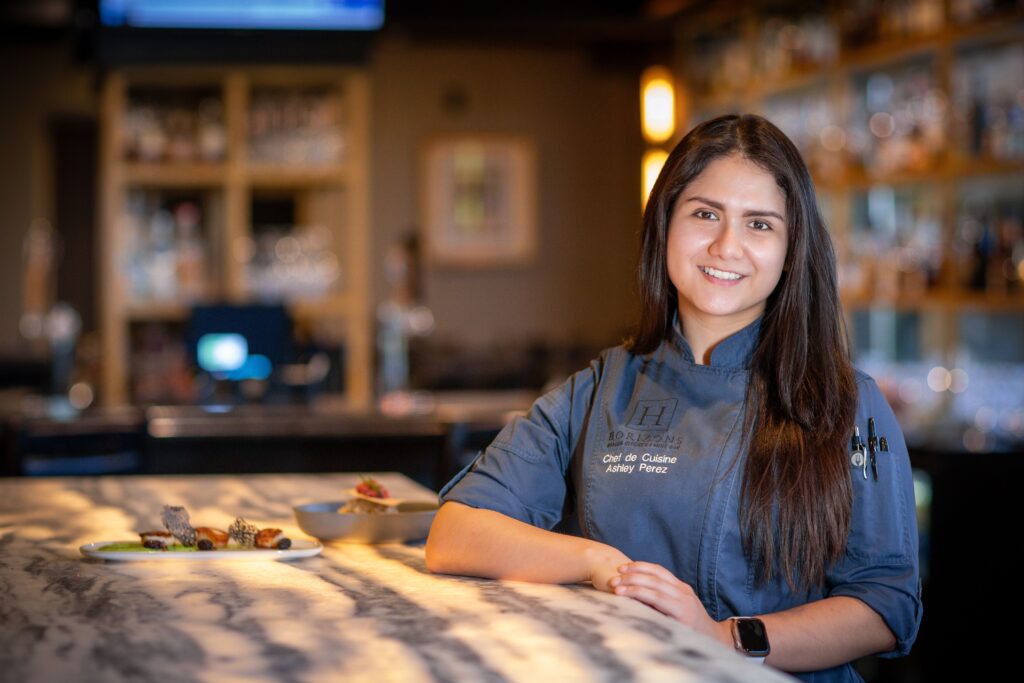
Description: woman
xmin=425 ymin=114 xmax=922 ymax=682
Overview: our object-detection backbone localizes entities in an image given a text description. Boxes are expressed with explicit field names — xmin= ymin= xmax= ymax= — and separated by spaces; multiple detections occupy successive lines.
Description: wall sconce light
xmin=641 ymin=65 xmax=675 ymax=144
xmin=642 ymin=149 xmax=669 ymax=209
xmin=641 ymin=65 xmax=675 ymax=208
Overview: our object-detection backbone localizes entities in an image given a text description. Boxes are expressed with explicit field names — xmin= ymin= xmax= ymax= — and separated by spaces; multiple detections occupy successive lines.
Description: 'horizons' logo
xmin=626 ymin=399 xmax=677 ymax=431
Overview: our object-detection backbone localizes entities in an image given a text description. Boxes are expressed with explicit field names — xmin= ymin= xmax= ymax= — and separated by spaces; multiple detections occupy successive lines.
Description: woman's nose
xmin=708 ymin=221 xmax=743 ymax=259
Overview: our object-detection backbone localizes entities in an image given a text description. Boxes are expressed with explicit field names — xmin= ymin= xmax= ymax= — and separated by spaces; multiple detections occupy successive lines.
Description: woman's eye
xmin=749 ymin=220 xmax=772 ymax=231
xmin=694 ymin=210 xmax=717 ymax=220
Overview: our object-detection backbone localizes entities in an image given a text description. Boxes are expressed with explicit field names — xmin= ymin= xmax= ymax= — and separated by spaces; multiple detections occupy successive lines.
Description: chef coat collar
xmin=671 ymin=313 xmax=763 ymax=369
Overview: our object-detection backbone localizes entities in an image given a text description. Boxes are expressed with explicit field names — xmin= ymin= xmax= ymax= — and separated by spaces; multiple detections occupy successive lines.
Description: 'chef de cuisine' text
xmin=601 ymin=452 xmax=678 ymax=474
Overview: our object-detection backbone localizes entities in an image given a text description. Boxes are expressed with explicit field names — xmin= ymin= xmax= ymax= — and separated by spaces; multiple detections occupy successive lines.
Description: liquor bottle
xmin=147 ymin=209 xmax=177 ymax=300
xmin=175 ymin=201 xmax=206 ymax=302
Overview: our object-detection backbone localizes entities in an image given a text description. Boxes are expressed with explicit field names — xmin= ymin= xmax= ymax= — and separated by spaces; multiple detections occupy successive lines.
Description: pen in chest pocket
xmin=851 ymin=419 xmax=890 ymax=481
xmin=867 ymin=417 xmax=890 ymax=482
xmin=851 ymin=426 xmax=868 ymax=480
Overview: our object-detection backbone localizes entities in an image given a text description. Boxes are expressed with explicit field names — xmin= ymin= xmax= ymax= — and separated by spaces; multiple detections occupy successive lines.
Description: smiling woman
xmin=426 ymin=114 xmax=922 ymax=683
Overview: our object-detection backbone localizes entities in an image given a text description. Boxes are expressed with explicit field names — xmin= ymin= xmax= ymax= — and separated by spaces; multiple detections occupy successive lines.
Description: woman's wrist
xmin=714 ymin=619 xmax=736 ymax=650
xmin=581 ymin=541 xmax=625 ymax=563
xmin=581 ymin=541 xmax=630 ymax=590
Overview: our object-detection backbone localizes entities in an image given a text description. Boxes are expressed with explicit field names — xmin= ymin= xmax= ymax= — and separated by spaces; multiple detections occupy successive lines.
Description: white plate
xmin=79 ymin=538 xmax=323 ymax=562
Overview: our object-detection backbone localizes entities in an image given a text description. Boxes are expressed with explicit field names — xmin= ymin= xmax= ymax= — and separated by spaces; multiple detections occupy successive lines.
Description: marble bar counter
xmin=0 ymin=473 xmax=794 ymax=683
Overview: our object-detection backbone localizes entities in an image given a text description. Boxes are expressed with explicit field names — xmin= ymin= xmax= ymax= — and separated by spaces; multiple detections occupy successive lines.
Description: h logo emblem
xmin=627 ymin=399 xmax=677 ymax=431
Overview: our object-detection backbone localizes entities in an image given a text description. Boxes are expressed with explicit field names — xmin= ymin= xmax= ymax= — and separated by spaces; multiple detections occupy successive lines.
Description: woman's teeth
xmin=701 ymin=266 xmax=742 ymax=281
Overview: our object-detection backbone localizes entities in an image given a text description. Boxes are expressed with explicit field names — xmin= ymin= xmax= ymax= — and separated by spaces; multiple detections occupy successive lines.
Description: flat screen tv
xmin=89 ymin=0 xmax=384 ymax=64
xmin=99 ymin=0 xmax=384 ymax=31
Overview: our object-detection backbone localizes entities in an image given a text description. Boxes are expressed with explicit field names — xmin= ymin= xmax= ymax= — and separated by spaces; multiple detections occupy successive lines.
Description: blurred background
xmin=0 ymin=1 xmax=1022 ymax=680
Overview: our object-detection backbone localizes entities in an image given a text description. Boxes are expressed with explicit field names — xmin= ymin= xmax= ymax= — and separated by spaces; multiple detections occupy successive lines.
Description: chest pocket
xmin=845 ymin=443 xmax=913 ymax=565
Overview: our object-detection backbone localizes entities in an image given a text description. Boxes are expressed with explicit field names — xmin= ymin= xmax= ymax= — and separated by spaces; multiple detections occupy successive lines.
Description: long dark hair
xmin=629 ymin=114 xmax=857 ymax=591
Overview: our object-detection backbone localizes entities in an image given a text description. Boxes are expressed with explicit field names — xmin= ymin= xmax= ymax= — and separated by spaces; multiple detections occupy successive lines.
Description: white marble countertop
xmin=0 ymin=473 xmax=794 ymax=683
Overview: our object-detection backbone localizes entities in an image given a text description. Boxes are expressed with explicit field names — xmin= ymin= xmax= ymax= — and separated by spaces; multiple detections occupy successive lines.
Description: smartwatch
xmin=730 ymin=617 xmax=770 ymax=663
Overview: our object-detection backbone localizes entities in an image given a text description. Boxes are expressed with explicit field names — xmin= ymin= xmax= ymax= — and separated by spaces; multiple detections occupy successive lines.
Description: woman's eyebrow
xmin=684 ymin=195 xmax=784 ymax=221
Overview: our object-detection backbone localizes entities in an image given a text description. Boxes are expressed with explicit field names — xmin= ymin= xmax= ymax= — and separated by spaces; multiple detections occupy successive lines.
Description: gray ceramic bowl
xmin=293 ymin=500 xmax=439 ymax=544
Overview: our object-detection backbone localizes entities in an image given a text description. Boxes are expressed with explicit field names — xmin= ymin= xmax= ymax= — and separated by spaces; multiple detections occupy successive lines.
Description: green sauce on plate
xmin=99 ymin=542 xmax=196 ymax=552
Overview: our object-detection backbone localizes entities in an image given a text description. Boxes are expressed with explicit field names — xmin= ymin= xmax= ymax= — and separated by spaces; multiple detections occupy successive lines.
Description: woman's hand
xmin=584 ymin=544 xmax=633 ymax=593
xmin=610 ymin=561 xmax=733 ymax=647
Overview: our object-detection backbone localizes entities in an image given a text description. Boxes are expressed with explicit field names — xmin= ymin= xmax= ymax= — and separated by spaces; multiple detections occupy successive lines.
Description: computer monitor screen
xmin=188 ymin=304 xmax=291 ymax=381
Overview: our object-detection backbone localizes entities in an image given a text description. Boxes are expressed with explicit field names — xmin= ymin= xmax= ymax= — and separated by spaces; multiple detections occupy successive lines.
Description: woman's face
xmin=666 ymin=153 xmax=789 ymax=334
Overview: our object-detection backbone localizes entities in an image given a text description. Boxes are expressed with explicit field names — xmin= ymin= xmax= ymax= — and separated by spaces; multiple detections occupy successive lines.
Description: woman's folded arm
xmin=426 ymin=501 xmax=630 ymax=590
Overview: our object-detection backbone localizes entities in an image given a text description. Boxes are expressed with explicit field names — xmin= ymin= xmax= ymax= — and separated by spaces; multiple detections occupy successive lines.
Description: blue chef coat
xmin=439 ymin=317 xmax=923 ymax=683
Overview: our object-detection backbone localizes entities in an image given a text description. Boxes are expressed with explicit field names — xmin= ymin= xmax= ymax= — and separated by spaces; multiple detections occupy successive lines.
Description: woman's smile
xmin=699 ymin=265 xmax=744 ymax=282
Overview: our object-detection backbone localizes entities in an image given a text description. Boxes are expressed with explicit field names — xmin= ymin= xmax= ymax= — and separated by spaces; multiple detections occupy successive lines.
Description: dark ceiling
xmin=0 ymin=1 xmax=682 ymax=39
xmin=0 ymin=0 xmax=687 ymax=68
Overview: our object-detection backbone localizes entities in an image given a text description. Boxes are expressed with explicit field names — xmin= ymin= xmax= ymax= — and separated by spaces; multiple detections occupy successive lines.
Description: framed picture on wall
xmin=420 ymin=134 xmax=537 ymax=267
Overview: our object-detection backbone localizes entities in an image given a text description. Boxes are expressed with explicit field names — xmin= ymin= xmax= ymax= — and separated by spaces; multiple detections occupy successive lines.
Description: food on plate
xmin=139 ymin=531 xmax=175 ymax=550
xmin=355 ymin=476 xmax=389 ymax=499
xmin=194 ymin=527 xmax=229 ymax=550
xmin=161 ymin=505 xmax=196 ymax=546
xmin=95 ymin=506 xmax=299 ymax=553
xmin=228 ymin=517 xmax=260 ymax=547
xmin=254 ymin=528 xmax=292 ymax=550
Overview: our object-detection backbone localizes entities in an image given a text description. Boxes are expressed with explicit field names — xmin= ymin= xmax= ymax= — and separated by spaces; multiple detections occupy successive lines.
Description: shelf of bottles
xmin=845 ymin=184 xmax=944 ymax=300
xmin=247 ymin=86 xmax=346 ymax=168
xmin=690 ymin=11 xmax=1024 ymax=176
xmin=242 ymin=190 xmax=345 ymax=305
xmin=848 ymin=57 xmax=947 ymax=179
xmin=761 ymin=85 xmax=843 ymax=179
xmin=121 ymin=190 xmax=219 ymax=312
xmin=838 ymin=0 xmax=946 ymax=52
xmin=952 ymin=40 xmax=1024 ymax=163
xmin=114 ymin=81 xmax=355 ymax=316
xmin=102 ymin=68 xmax=370 ymax=408
xmin=677 ymin=0 xmax=1024 ymax=451
xmin=683 ymin=4 xmax=1024 ymax=301
xmin=119 ymin=187 xmax=218 ymax=405
xmin=122 ymin=85 xmax=227 ymax=169
xmin=955 ymin=174 xmax=1024 ymax=295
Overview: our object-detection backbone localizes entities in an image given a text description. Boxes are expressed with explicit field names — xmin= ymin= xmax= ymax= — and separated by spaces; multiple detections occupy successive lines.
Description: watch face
xmin=736 ymin=618 xmax=770 ymax=656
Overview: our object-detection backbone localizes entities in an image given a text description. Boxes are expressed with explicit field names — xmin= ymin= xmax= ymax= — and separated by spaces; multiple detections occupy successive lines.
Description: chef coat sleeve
xmin=438 ymin=355 xmax=601 ymax=530
xmin=826 ymin=375 xmax=923 ymax=659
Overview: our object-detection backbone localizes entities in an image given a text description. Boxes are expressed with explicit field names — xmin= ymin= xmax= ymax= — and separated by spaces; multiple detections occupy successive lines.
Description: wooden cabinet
xmin=99 ymin=67 xmax=371 ymax=408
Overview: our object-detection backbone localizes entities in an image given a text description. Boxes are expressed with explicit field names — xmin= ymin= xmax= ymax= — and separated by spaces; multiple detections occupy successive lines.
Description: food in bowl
xmin=293 ymin=477 xmax=439 ymax=543
xmin=338 ymin=476 xmax=401 ymax=514
xmin=355 ymin=475 xmax=390 ymax=499
xmin=338 ymin=497 xmax=394 ymax=514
